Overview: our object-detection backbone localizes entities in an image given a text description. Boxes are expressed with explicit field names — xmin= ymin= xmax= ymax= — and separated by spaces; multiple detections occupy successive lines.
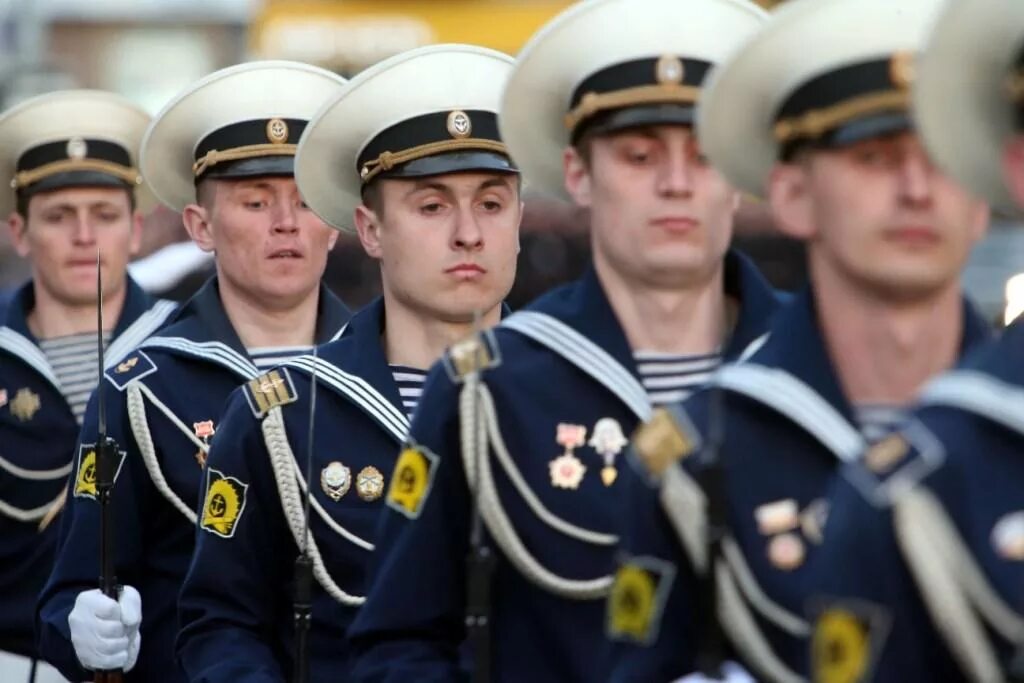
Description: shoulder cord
xmin=262 ymin=406 xmax=365 ymax=606
xmin=458 ymin=371 xmax=613 ymax=600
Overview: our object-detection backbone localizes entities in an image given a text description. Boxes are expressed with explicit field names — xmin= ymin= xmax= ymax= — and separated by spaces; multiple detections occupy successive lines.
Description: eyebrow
xmin=41 ymin=201 xmax=123 ymax=212
xmin=403 ymin=176 xmax=514 ymax=199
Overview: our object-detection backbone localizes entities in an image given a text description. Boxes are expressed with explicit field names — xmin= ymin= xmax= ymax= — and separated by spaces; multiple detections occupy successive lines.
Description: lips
xmin=651 ymin=217 xmax=699 ymax=232
xmin=268 ymin=248 xmax=303 ymax=259
xmin=445 ymin=264 xmax=486 ymax=275
xmin=885 ymin=227 xmax=940 ymax=245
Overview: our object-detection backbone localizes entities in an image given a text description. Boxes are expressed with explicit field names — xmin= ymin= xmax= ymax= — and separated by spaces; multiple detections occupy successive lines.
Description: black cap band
xmin=356 ymin=109 xmax=513 ymax=184
xmin=565 ymin=56 xmax=711 ymax=140
xmin=774 ymin=54 xmax=914 ymax=155
xmin=11 ymin=138 xmax=139 ymax=193
xmin=192 ymin=117 xmax=307 ymax=180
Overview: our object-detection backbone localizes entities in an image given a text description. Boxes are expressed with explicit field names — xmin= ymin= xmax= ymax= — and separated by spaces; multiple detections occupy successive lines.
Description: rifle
xmin=94 ymin=250 xmax=123 ymax=683
xmin=292 ymin=346 xmax=318 ymax=683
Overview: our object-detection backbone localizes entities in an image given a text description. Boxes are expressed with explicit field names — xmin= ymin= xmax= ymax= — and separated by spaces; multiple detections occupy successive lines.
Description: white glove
xmin=68 ymin=586 xmax=142 ymax=672
xmin=674 ymin=661 xmax=756 ymax=683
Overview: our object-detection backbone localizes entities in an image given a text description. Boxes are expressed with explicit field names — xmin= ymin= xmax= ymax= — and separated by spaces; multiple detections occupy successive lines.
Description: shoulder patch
xmin=811 ymin=600 xmax=890 ymax=683
xmin=844 ymin=418 xmax=945 ymax=508
xmin=73 ymin=443 xmax=127 ymax=500
xmin=104 ymin=350 xmax=157 ymax=391
xmin=243 ymin=369 xmax=298 ymax=418
xmin=200 ymin=467 xmax=249 ymax=538
xmin=628 ymin=405 xmax=701 ymax=484
xmin=385 ymin=442 xmax=440 ymax=519
xmin=442 ymin=329 xmax=501 ymax=384
xmin=606 ymin=555 xmax=676 ymax=645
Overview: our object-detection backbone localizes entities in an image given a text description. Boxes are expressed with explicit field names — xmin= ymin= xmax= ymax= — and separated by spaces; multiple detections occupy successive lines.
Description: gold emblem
xmin=245 ymin=370 xmax=297 ymax=418
xmin=889 ymin=51 xmax=915 ymax=90
xmin=116 ymin=357 xmax=139 ymax=374
xmin=200 ymin=468 xmax=248 ymax=538
xmin=632 ymin=409 xmax=693 ymax=477
xmin=608 ymin=564 xmax=657 ymax=642
xmin=356 ymin=466 xmax=385 ymax=502
xmin=447 ymin=110 xmax=472 ymax=139
xmin=66 ymin=137 xmax=88 ymax=160
xmin=448 ymin=336 xmax=491 ymax=378
xmin=10 ymin=388 xmax=40 ymax=422
xmin=386 ymin=445 xmax=437 ymax=519
xmin=656 ymin=55 xmax=685 ymax=85
xmin=767 ymin=532 xmax=806 ymax=571
xmin=588 ymin=418 xmax=628 ymax=487
xmin=74 ymin=449 xmax=98 ymax=498
xmin=812 ymin=609 xmax=870 ymax=683
xmin=321 ymin=461 xmax=352 ymax=501
xmin=266 ymin=118 xmax=289 ymax=144
xmin=864 ymin=434 xmax=909 ymax=474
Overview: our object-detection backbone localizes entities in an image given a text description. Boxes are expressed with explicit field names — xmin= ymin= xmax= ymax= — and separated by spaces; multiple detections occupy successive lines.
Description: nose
xmin=451 ymin=203 xmax=484 ymax=251
xmin=657 ymin=145 xmax=696 ymax=199
xmin=898 ymin=145 xmax=934 ymax=207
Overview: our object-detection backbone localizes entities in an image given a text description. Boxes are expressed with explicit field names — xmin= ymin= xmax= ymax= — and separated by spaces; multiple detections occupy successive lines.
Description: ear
xmin=768 ymin=161 xmax=817 ymax=240
xmin=354 ymin=204 xmax=383 ymax=259
xmin=563 ymin=146 xmax=593 ymax=208
xmin=8 ymin=211 xmax=30 ymax=258
xmin=128 ymin=210 xmax=144 ymax=257
xmin=1002 ymin=135 xmax=1024 ymax=209
xmin=182 ymin=203 xmax=216 ymax=253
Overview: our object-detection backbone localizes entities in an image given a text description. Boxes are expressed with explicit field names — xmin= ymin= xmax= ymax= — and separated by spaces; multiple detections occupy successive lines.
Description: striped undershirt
xmin=390 ymin=365 xmax=428 ymax=419
xmin=634 ymin=350 xmax=722 ymax=407
xmin=39 ymin=331 xmax=111 ymax=424
xmin=854 ymin=404 xmax=908 ymax=444
xmin=248 ymin=346 xmax=312 ymax=372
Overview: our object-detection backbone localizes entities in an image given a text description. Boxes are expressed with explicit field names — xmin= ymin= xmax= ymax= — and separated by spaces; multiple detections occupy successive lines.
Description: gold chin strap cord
xmin=191 ymin=143 xmax=298 ymax=177
xmin=11 ymin=159 xmax=141 ymax=190
xmin=772 ymin=89 xmax=909 ymax=144
xmin=359 ymin=139 xmax=508 ymax=184
xmin=563 ymin=84 xmax=700 ymax=133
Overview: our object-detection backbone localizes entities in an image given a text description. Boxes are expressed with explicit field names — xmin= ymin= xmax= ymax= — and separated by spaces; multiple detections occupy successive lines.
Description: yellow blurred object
xmin=251 ymin=0 xmax=576 ymax=71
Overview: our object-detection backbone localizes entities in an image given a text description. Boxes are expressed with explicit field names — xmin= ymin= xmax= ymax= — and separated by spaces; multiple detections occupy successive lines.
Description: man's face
xmin=355 ymin=172 xmax=522 ymax=323
xmin=184 ymin=177 xmax=338 ymax=310
xmin=8 ymin=186 xmax=141 ymax=308
xmin=563 ymin=125 xmax=740 ymax=290
xmin=771 ymin=132 xmax=989 ymax=303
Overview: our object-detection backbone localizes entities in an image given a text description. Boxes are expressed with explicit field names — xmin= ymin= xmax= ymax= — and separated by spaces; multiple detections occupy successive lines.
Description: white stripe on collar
xmin=920 ymin=370 xmax=1024 ymax=438
xmin=137 ymin=336 xmax=260 ymax=380
xmin=714 ymin=363 xmax=863 ymax=462
xmin=105 ymin=299 xmax=177 ymax=368
xmin=501 ymin=311 xmax=651 ymax=422
xmin=284 ymin=355 xmax=409 ymax=442
xmin=0 ymin=327 xmax=61 ymax=390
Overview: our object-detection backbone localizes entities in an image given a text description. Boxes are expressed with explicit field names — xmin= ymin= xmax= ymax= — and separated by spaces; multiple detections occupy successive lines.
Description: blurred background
xmin=0 ymin=0 xmax=1018 ymax=323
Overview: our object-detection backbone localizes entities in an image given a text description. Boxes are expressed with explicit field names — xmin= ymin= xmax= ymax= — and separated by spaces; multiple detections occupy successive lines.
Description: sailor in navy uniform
xmin=612 ymin=0 xmax=995 ymax=680
xmin=0 ymin=90 xmax=175 ymax=683
xmin=813 ymin=3 xmax=1024 ymax=681
xmin=346 ymin=2 xmax=784 ymax=681
xmin=36 ymin=62 xmax=351 ymax=683
xmin=175 ymin=45 xmax=523 ymax=683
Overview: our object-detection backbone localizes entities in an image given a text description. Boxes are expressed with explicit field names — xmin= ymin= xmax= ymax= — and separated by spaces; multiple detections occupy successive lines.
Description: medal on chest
xmin=550 ymin=423 xmax=587 ymax=490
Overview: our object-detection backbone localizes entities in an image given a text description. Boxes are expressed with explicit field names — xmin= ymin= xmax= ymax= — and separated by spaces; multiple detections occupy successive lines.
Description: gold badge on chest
xmin=10 ymin=387 xmax=40 ymax=422
xmin=192 ymin=420 xmax=215 ymax=469
xmin=356 ymin=466 xmax=385 ymax=502
xmin=321 ymin=461 xmax=351 ymax=501
xmin=588 ymin=417 xmax=628 ymax=486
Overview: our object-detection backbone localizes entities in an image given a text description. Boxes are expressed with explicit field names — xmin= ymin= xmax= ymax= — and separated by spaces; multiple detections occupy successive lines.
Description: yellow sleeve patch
xmin=73 ymin=443 xmax=126 ymax=500
xmin=631 ymin=407 xmax=699 ymax=478
xmin=243 ymin=369 xmax=298 ymax=418
xmin=385 ymin=443 xmax=439 ymax=520
xmin=200 ymin=468 xmax=249 ymax=538
xmin=812 ymin=608 xmax=872 ymax=683
xmin=606 ymin=556 xmax=676 ymax=646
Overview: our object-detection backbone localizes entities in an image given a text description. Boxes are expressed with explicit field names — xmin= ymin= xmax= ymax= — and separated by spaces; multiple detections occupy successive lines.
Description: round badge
xmin=447 ymin=110 xmax=472 ymax=139
xmin=320 ymin=461 xmax=351 ymax=501
xmin=356 ymin=466 xmax=385 ymax=502
xmin=266 ymin=117 xmax=290 ymax=145
xmin=656 ymin=55 xmax=685 ymax=85
xmin=768 ymin=532 xmax=806 ymax=571
xmin=889 ymin=51 xmax=915 ymax=89
xmin=66 ymin=137 xmax=88 ymax=160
